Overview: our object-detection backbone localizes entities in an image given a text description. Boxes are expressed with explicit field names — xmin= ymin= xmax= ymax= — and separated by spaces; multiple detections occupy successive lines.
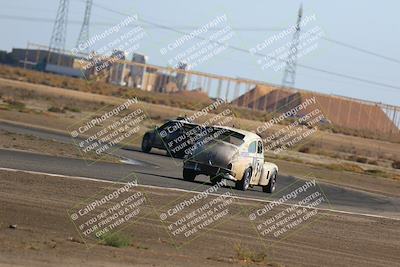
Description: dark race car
xmin=141 ymin=118 xmax=202 ymax=158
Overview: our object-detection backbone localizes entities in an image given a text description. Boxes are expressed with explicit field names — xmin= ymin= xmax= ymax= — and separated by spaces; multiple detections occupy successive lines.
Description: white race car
xmin=183 ymin=126 xmax=278 ymax=192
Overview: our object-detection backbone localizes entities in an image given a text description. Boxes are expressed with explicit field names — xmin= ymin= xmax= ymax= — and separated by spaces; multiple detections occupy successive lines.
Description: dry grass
xmin=232 ymin=243 xmax=284 ymax=266
xmin=1 ymin=65 xmax=399 ymax=180
xmin=1 ymin=65 xmax=398 ymax=143
xmin=0 ymin=64 xmax=213 ymax=111
xmin=1 ymin=96 xmax=26 ymax=111
xmin=234 ymin=243 xmax=267 ymax=264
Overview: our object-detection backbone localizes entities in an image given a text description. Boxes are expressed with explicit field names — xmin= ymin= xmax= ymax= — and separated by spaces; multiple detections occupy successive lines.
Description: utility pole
xmin=281 ymin=4 xmax=303 ymax=88
xmin=49 ymin=0 xmax=69 ymax=53
xmin=76 ymin=0 xmax=93 ymax=52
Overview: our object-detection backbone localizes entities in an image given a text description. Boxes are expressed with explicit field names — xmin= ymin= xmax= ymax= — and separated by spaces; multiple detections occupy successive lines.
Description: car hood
xmin=189 ymin=139 xmax=239 ymax=168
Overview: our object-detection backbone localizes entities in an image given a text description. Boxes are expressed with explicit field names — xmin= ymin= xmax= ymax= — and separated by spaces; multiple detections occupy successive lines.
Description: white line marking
xmin=0 ymin=167 xmax=399 ymax=221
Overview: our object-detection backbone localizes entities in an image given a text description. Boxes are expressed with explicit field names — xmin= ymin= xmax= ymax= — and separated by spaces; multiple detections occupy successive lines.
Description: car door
xmin=247 ymin=140 xmax=260 ymax=184
xmin=253 ymin=140 xmax=264 ymax=183
xmin=154 ymin=121 xmax=175 ymax=148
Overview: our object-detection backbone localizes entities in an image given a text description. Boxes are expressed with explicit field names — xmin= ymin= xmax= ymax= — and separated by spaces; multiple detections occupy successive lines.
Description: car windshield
xmin=159 ymin=120 xmax=198 ymax=134
xmin=209 ymin=127 xmax=245 ymax=146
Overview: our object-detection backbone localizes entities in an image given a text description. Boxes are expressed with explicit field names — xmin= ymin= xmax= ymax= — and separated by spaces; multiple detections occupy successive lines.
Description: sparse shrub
xmin=347 ymin=155 xmax=357 ymax=161
xmin=298 ymin=146 xmax=310 ymax=153
xmin=63 ymin=106 xmax=80 ymax=113
xmin=47 ymin=106 xmax=65 ymax=113
xmin=327 ymin=163 xmax=364 ymax=173
xmin=364 ymin=169 xmax=387 ymax=177
xmin=343 ymin=163 xmax=364 ymax=173
xmin=0 ymin=104 xmax=11 ymax=110
xmin=347 ymin=155 xmax=368 ymax=164
xmin=234 ymin=243 xmax=267 ymax=263
xmin=355 ymin=157 xmax=368 ymax=164
xmin=42 ymin=79 xmax=52 ymax=86
xmin=61 ymin=80 xmax=69 ymax=87
xmin=392 ymin=160 xmax=400 ymax=169
xmin=3 ymin=97 xmax=25 ymax=111
xmin=100 ymin=233 xmax=131 ymax=248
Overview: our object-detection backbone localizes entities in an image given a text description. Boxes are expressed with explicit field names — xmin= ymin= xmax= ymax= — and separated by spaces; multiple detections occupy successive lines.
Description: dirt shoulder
xmin=274 ymin=158 xmax=400 ymax=197
xmin=0 ymin=170 xmax=399 ymax=267
xmin=0 ymin=128 xmax=120 ymax=163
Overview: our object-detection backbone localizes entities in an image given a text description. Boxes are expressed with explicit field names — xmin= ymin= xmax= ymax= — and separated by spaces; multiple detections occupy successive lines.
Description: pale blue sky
xmin=0 ymin=0 xmax=399 ymax=105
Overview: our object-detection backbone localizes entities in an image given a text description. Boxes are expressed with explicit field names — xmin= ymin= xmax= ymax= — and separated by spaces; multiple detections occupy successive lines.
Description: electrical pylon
xmin=281 ymin=4 xmax=303 ymax=88
xmin=76 ymin=0 xmax=93 ymax=52
xmin=49 ymin=0 xmax=70 ymax=53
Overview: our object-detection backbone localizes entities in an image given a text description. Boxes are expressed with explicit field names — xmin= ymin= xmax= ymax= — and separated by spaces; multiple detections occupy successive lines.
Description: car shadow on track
xmin=132 ymin=170 xmax=266 ymax=194
xmin=133 ymin=170 xmax=214 ymax=187
xmin=122 ymin=146 xmax=183 ymax=159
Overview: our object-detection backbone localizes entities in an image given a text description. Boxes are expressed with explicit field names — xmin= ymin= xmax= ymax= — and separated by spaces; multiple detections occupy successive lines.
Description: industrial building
xmin=6 ymin=46 xmax=190 ymax=93
xmin=109 ymin=50 xmax=127 ymax=86
xmin=128 ymin=53 xmax=147 ymax=89
xmin=9 ymin=48 xmax=84 ymax=78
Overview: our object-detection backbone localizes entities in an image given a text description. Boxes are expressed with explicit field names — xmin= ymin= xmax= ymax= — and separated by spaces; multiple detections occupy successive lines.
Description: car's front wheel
xmin=141 ymin=133 xmax=152 ymax=153
xmin=183 ymin=168 xmax=196 ymax=182
xmin=263 ymin=170 xmax=277 ymax=193
xmin=236 ymin=168 xmax=251 ymax=191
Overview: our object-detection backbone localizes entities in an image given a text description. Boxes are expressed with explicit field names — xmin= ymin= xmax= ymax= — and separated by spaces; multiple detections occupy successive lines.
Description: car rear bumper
xmin=183 ymin=160 xmax=237 ymax=181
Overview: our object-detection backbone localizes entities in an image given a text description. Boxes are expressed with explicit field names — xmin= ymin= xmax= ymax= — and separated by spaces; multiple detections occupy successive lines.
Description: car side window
xmin=257 ymin=141 xmax=263 ymax=154
xmin=160 ymin=121 xmax=173 ymax=130
xmin=248 ymin=141 xmax=257 ymax=153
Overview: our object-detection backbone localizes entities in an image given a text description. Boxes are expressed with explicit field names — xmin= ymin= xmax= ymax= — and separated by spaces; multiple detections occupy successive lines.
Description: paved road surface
xmin=0 ymin=121 xmax=399 ymax=219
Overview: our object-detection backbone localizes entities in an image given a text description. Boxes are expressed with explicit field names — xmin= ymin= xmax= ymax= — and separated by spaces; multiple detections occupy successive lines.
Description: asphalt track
xmin=0 ymin=121 xmax=399 ymax=219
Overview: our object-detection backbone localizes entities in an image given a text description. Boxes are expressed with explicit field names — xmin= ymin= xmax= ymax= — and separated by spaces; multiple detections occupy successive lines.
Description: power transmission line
xmin=82 ymin=1 xmax=400 ymax=66
xmin=1 ymin=6 xmax=399 ymax=91
xmin=320 ymin=36 xmax=400 ymax=65
xmin=1 ymin=13 xmax=399 ymax=65
xmin=0 ymin=14 xmax=112 ymax=26
xmin=90 ymin=3 xmax=400 ymax=91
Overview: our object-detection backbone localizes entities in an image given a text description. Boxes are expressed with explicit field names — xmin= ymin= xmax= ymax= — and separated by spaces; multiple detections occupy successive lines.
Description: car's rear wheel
xmin=263 ymin=170 xmax=277 ymax=193
xmin=183 ymin=168 xmax=196 ymax=182
xmin=141 ymin=133 xmax=152 ymax=153
xmin=236 ymin=168 xmax=251 ymax=191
